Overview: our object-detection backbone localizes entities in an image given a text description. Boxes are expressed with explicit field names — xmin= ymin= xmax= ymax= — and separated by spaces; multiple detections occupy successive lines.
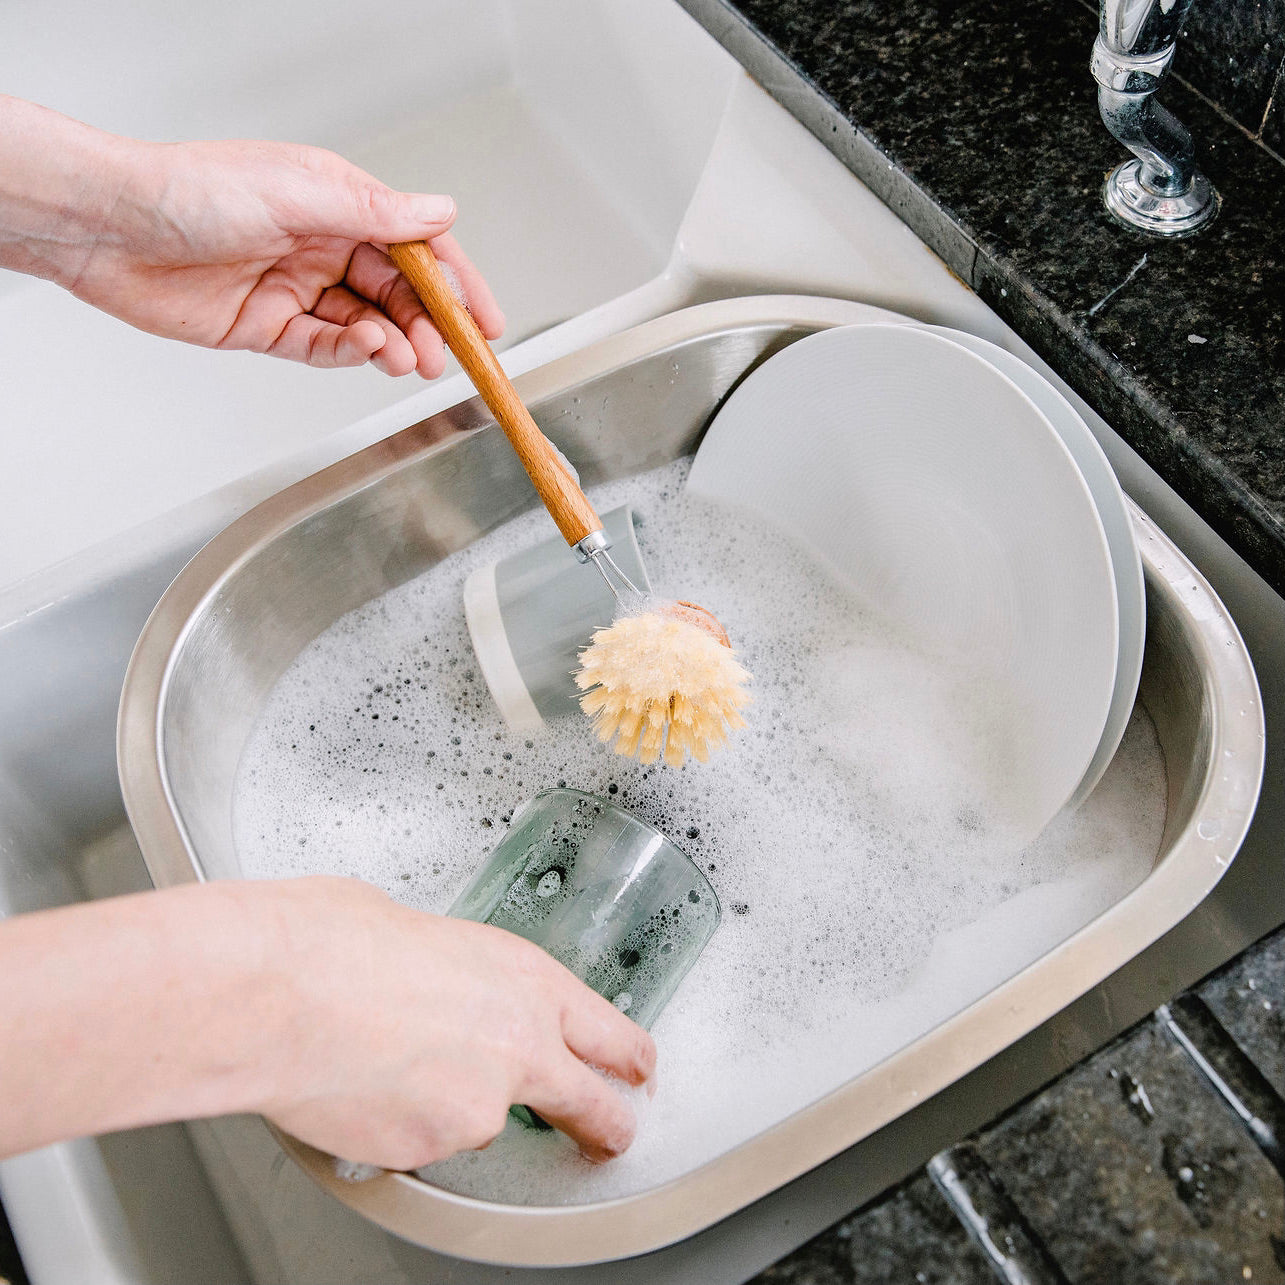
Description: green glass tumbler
xmin=450 ymin=788 xmax=720 ymax=1030
xmin=450 ymin=788 xmax=721 ymax=1132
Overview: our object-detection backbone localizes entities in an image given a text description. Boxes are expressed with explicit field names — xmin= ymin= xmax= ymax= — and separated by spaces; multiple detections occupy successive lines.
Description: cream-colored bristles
xmin=575 ymin=606 xmax=751 ymax=766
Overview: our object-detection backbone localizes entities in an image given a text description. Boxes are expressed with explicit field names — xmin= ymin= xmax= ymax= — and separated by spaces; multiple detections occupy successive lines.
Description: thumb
xmin=277 ymin=148 xmax=458 ymax=243
xmin=324 ymin=185 xmax=457 ymax=246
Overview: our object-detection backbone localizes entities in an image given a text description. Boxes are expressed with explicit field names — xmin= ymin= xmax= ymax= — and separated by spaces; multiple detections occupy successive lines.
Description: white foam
xmin=231 ymin=456 xmax=1166 ymax=1205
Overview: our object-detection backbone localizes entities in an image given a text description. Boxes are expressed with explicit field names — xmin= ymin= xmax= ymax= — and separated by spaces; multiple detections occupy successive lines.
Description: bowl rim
xmin=117 ymin=294 xmax=1264 ymax=1266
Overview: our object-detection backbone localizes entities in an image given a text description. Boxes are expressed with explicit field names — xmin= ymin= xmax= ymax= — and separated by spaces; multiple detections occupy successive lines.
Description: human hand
xmin=0 ymin=876 xmax=652 ymax=1167
xmin=256 ymin=877 xmax=655 ymax=1169
xmin=0 ymin=97 xmax=503 ymax=377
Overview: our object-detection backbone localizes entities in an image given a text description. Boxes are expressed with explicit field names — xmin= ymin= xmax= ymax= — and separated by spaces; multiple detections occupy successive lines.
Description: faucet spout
xmin=1090 ymin=0 xmax=1217 ymax=236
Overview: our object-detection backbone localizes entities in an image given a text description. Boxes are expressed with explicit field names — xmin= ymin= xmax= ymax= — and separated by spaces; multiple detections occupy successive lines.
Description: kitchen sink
xmin=115 ymin=293 xmax=1262 ymax=1267
xmin=2 ymin=0 xmax=1283 ymax=1280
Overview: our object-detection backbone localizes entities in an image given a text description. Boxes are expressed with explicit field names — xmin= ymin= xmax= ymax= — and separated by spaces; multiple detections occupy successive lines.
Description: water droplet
xmin=1197 ymin=818 xmax=1222 ymax=840
xmin=613 ymin=992 xmax=632 ymax=1012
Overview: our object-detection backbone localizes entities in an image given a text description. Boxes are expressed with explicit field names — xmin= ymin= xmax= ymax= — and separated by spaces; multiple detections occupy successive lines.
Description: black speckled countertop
xmin=671 ymin=1 xmax=1285 ymax=1280
xmin=680 ymin=0 xmax=1285 ymax=598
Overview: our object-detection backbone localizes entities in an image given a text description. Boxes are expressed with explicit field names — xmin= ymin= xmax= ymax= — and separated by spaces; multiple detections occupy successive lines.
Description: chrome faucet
xmin=1091 ymin=0 xmax=1218 ymax=236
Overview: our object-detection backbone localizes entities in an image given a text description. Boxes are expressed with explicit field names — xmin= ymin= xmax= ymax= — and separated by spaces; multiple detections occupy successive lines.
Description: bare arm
xmin=0 ymin=99 xmax=640 ymax=1170
xmin=0 ymin=877 xmax=653 ymax=1168
xmin=0 ymin=94 xmax=503 ymax=377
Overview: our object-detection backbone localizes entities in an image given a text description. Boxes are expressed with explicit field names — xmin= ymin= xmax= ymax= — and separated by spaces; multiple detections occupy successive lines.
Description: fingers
xmin=281 ymin=148 xmax=459 ymax=247
xmin=559 ymin=987 xmax=656 ymax=1089
xmin=344 ymin=243 xmax=447 ymax=378
xmin=523 ymin=1054 xmax=638 ymax=1164
xmin=269 ymin=270 xmax=448 ymax=378
xmin=267 ymin=312 xmax=388 ymax=369
xmin=269 ymin=146 xmax=502 ymax=370
xmin=311 ymin=282 xmax=421 ymax=377
xmin=342 ymin=239 xmax=502 ymax=379
xmin=525 ymin=970 xmax=654 ymax=1163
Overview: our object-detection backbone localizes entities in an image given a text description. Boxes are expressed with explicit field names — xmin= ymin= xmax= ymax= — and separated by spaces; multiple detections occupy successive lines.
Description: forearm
xmin=0 ymin=95 xmax=135 ymax=287
xmin=0 ymin=881 xmax=291 ymax=1157
xmin=0 ymin=874 xmax=651 ymax=1168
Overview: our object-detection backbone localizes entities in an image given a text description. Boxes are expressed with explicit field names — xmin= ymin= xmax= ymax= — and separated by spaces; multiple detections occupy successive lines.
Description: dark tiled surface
xmin=681 ymin=0 xmax=1285 ymax=597
xmin=973 ymin=1016 xmax=1285 ymax=1283
xmin=926 ymin=1146 xmax=1069 ymax=1285
xmin=0 ymin=1198 xmax=29 ymax=1285
xmin=750 ymin=1174 xmax=996 ymax=1284
xmin=1179 ymin=0 xmax=1285 ymax=140
xmin=1200 ymin=930 xmax=1285 ymax=1101
xmin=1263 ymin=60 xmax=1285 ymax=152
xmin=747 ymin=952 xmax=1285 ymax=1284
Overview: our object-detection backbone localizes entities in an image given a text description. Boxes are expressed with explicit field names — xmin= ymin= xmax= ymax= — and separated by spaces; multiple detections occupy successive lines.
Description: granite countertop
xmin=671 ymin=1 xmax=1285 ymax=1280
xmin=680 ymin=0 xmax=1285 ymax=598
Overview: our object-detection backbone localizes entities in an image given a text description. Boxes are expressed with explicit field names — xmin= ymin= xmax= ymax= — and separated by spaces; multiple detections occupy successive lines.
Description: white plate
xmin=923 ymin=326 xmax=1145 ymax=806
xmin=687 ymin=324 xmax=1118 ymax=840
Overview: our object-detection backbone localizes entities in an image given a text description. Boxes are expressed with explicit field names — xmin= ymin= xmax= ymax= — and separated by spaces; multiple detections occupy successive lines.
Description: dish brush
xmin=389 ymin=240 xmax=750 ymax=766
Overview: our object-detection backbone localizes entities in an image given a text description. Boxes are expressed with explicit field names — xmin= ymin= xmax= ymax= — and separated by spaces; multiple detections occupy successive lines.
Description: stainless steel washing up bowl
xmin=118 ymin=295 xmax=1265 ymax=1266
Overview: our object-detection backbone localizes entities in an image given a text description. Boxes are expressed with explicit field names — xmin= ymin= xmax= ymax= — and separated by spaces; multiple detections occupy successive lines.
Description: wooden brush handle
xmin=388 ymin=241 xmax=603 ymax=549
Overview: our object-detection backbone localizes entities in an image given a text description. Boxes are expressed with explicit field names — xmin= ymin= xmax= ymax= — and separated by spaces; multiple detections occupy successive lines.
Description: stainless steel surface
xmin=1091 ymin=0 xmax=1218 ymax=236
xmin=117 ymin=295 xmax=1264 ymax=1267
xmin=573 ymin=529 xmax=610 ymax=563
xmin=586 ymin=546 xmax=644 ymax=606
xmin=0 ymin=543 xmax=251 ymax=1285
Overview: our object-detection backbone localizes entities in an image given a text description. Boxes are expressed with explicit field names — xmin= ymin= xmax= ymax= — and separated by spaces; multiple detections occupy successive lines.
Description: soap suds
xmin=232 ymin=457 xmax=1165 ymax=1205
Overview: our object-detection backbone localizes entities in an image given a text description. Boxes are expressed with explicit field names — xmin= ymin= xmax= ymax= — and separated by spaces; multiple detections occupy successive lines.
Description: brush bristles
xmin=575 ymin=609 xmax=751 ymax=766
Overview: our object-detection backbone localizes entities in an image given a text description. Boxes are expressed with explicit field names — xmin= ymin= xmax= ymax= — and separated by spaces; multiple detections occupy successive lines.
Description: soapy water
xmin=232 ymin=457 xmax=1165 ymax=1205
xmin=456 ymin=789 xmax=721 ymax=1031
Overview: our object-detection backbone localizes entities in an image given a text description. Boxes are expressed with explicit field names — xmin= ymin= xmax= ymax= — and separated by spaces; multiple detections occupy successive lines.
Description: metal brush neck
xmin=577 ymin=537 xmax=645 ymax=609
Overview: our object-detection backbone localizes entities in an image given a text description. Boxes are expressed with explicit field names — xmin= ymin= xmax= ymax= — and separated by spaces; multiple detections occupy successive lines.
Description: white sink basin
xmin=0 ymin=0 xmax=1006 ymax=597
xmin=3 ymin=1 xmax=1284 ymax=1281
xmin=0 ymin=0 xmax=733 ymax=589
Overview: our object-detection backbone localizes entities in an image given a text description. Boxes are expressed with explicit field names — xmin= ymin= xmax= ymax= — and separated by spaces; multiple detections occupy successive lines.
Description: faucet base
xmin=1103 ymin=159 xmax=1218 ymax=237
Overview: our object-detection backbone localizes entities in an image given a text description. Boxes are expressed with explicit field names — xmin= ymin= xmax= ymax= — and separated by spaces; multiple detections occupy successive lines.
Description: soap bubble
xmin=232 ymin=456 xmax=1166 ymax=1207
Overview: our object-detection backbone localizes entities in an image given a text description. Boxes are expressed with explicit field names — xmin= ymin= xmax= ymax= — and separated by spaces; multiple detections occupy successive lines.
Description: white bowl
xmin=687 ymin=324 xmax=1118 ymax=840
xmin=922 ymin=326 xmax=1145 ymax=807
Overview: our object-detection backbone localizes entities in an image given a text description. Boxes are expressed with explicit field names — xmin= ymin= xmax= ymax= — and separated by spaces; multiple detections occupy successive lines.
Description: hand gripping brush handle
xmin=387 ymin=241 xmax=641 ymax=605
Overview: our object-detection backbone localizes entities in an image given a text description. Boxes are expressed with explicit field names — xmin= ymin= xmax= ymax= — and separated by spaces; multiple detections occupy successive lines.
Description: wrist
xmin=236 ymin=876 xmax=390 ymax=1118
xmin=0 ymin=95 xmax=141 ymax=288
xmin=181 ymin=878 xmax=313 ymax=1120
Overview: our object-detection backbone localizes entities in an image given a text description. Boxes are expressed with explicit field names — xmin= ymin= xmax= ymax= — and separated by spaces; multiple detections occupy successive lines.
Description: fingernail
xmin=581 ymin=1128 xmax=633 ymax=1164
xmin=415 ymin=194 xmax=455 ymax=225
